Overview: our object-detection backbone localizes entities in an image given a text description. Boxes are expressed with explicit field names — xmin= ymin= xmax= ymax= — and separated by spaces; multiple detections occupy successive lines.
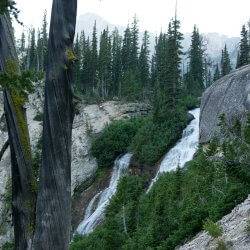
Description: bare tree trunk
xmin=0 ymin=13 xmax=35 ymax=250
xmin=33 ymin=0 xmax=77 ymax=249
xmin=0 ymin=139 xmax=9 ymax=161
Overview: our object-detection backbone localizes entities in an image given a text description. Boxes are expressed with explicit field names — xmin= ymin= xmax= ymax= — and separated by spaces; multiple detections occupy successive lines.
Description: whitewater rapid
xmin=76 ymin=153 xmax=133 ymax=235
xmin=148 ymin=108 xmax=200 ymax=190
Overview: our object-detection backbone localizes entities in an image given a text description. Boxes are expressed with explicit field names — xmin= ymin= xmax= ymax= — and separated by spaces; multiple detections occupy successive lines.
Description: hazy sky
xmin=14 ymin=0 xmax=250 ymax=37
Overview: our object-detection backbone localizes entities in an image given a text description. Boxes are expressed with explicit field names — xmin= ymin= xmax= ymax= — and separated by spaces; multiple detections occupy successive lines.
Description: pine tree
xmin=139 ymin=31 xmax=150 ymax=92
xmin=41 ymin=10 xmax=48 ymax=71
xmin=74 ymin=34 xmax=81 ymax=89
xmin=213 ymin=64 xmax=220 ymax=81
xmin=28 ymin=28 xmax=37 ymax=70
xmin=111 ymin=28 xmax=122 ymax=97
xmin=36 ymin=29 xmax=43 ymax=71
xmin=121 ymin=25 xmax=132 ymax=72
xmin=186 ymin=25 xmax=204 ymax=97
xmin=237 ymin=25 xmax=249 ymax=68
xmin=221 ymin=44 xmax=231 ymax=76
xmin=131 ymin=15 xmax=139 ymax=69
xmin=165 ymin=18 xmax=183 ymax=108
xmin=18 ymin=31 xmax=26 ymax=69
xmin=98 ymin=28 xmax=112 ymax=99
xmin=90 ymin=21 xmax=98 ymax=90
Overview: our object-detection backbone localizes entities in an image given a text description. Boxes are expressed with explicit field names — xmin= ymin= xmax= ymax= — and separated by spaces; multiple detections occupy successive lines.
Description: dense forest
xmin=0 ymin=0 xmax=250 ymax=249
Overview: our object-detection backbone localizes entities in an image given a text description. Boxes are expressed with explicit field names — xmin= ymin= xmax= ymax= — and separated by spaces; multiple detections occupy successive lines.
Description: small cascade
xmin=148 ymin=108 xmax=200 ymax=191
xmin=76 ymin=153 xmax=133 ymax=235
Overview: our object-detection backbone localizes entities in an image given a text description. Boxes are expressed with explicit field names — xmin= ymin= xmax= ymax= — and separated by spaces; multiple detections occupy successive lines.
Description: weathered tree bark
xmin=0 ymin=13 xmax=35 ymax=250
xmin=0 ymin=139 xmax=9 ymax=161
xmin=33 ymin=0 xmax=77 ymax=249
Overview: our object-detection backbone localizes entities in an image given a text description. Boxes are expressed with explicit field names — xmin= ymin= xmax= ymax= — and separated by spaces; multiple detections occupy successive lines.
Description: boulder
xmin=200 ymin=65 xmax=250 ymax=143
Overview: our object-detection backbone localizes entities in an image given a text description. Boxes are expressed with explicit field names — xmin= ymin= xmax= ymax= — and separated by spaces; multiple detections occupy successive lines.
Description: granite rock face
xmin=178 ymin=195 xmax=250 ymax=250
xmin=200 ymin=65 xmax=250 ymax=143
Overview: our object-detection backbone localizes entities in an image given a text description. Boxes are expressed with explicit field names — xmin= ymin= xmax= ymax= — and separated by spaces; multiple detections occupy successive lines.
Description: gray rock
xmin=200 ymin=65 xmax=250 ymax=143
xmin=178 ymin=195 xmax=250 ymax=250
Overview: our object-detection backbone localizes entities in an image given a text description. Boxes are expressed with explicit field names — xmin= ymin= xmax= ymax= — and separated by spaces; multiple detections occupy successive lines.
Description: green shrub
xmin=216 ymin=239 xmax=227 ymax=250
xmin=246 ymin=219 xmax=250 ymax=234
xmin=130 ymin=108 xmax=188 ymax=165
xmin=203 ymin=219 xmax=222 ymax=238
xmin=91 ymin=118 xmax=146 ymax=168
xmin=2 ymin=242 xmax=14 ymax=250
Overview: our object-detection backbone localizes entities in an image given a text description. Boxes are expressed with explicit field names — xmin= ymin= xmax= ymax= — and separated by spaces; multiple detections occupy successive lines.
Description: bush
xmin=203 ymin=219 xmax=222 ymax=238
xmin=91 ymin=118 xmax=146 ymax=168
xmin=130 ymin=108 xmax=188 ymax=165
xmin=246 ymin=219 xmax=250 ymax=234
xmin=2 ymin=242 xmax=14 ymax=250
xmin=216 ymin=240 xmax=227 ymax=250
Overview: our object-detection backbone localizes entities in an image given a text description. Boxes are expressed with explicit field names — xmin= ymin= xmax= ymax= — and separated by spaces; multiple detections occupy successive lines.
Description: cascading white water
xmin=76 ymin=153 xmax=133 ymax=235
xmin=148 ymin=108 xmax=200 ymax=190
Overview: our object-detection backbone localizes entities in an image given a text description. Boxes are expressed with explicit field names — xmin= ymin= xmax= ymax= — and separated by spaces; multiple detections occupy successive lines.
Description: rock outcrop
xmin=200 ymin=65 xmax=250 ymax=143
xmin=178 ymin=195 xmax=250 ymax=250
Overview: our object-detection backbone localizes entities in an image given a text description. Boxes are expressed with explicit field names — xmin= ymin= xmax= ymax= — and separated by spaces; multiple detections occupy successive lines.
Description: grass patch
xmin=203 ymin=219 xmax=222 ymax=238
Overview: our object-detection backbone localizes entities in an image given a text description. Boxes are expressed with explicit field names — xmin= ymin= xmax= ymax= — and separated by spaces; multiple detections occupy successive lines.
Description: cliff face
xmin=200 ymin=65 xmax=250 ymax=143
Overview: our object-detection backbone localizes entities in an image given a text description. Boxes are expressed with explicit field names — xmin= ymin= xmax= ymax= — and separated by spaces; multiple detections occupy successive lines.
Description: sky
xmin=14 ymin=0 xmax=250 ymax=37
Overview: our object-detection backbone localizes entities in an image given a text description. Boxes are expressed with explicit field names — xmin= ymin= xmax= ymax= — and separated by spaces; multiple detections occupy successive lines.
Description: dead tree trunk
xmin=33 ymin=0 xmax=77 ymax=249
xmin=0 ymin=13 xmax=35 ymax=250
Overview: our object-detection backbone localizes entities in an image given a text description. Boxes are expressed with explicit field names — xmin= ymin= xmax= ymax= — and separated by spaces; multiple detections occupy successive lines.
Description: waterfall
xmin=148 ymin=108 xmax=200 ymax=190
xmin=76 ymin=153 xmax=133 ymax=235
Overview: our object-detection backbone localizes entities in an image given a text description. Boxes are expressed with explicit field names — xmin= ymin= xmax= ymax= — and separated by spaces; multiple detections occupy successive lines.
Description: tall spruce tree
xmin=165 ymin=18 xmax=183 ymax=107
xmin=41 ymin=10 xmax=48 ymax=71
xmin=186 ymin=25 xmax=204 ymax=97
xmin=111 ymin=28 xmax=122 ymax=97
xmin=98 ymin=28 xmax=112 ymax=98
xmin=90 ymin=21 xmax=98 ymax=91
xmin=139 ymin=31 xmax=150 ymax=93
xmin=237 ymin=25 xmax=249 ymax=68
xmin=27 ymin=28 xmax=37 ymax=70
xmin=213 ymin=64 xmax=220 ymax=81
xmin=221 ymin=44 xmax=231 ymax=76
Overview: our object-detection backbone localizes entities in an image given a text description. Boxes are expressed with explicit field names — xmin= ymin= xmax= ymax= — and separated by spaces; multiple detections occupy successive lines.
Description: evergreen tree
xmin=90 ymin=21 xmax=98 ymax=90
xmin=139 ymin=31 xmax=150 ymax=92
xmin=41 ymin=10 xmax=48 ymax=71
xmin=186 ymin=25 xmax=204 ymax=97
xmin=213 ymin=64 xmax=220 ymax=81
xmin=130 ymin=15 xmax=139 ymax=69
xmin=98 ymin=28 xmax=112 ymax=98
xmin=165 ymin=18 xmax=183 ymax=108
xmin=221 ymin=44 xmax=231 ymax=76
xmin=74 ymin=34 xmax=81 ymax=89
xmin=36 ymin=29 xmax=43 ymax=71
xmin=111 ymin=28 xmax=122 ymax=97
xmin=121 ymin=25 xmax=132 ymax=72
xmin=237 ymin=25 xmax=249 ymax=68
xmin=28 ymin=28 xmax=37 ymax=70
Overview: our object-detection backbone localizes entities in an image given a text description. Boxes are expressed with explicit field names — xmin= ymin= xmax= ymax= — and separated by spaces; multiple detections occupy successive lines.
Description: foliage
xmin=216 ymin=240 xmax=227 ymax=250
xmin=2 ymin=242 xmax=14 ymax=250
xmin=236 ymin=25 xmax=249 ymax=68
xmin=203 ymin=219 xmax=222 ymax=238
xmin=0 ymin=59 xmax=35 ymax=99
xmin=91 ymin=118 xmax=146 ymax=168
xmin=71 ymin=117 xmax=250 ymax=250
xmin=246 ymin=219 xmax=250 ymax=234
xmin=130 ymin=106 xmax=187 ymax=165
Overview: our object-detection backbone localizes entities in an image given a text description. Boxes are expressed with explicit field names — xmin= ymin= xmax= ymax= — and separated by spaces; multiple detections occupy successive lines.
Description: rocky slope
xmin=178 ymin=195 xmax=250 ymax=250
xmin=0 ymin=86 xmax=149 ymax=246
xmin=200 ymin=65 xmax=250 ymax=143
